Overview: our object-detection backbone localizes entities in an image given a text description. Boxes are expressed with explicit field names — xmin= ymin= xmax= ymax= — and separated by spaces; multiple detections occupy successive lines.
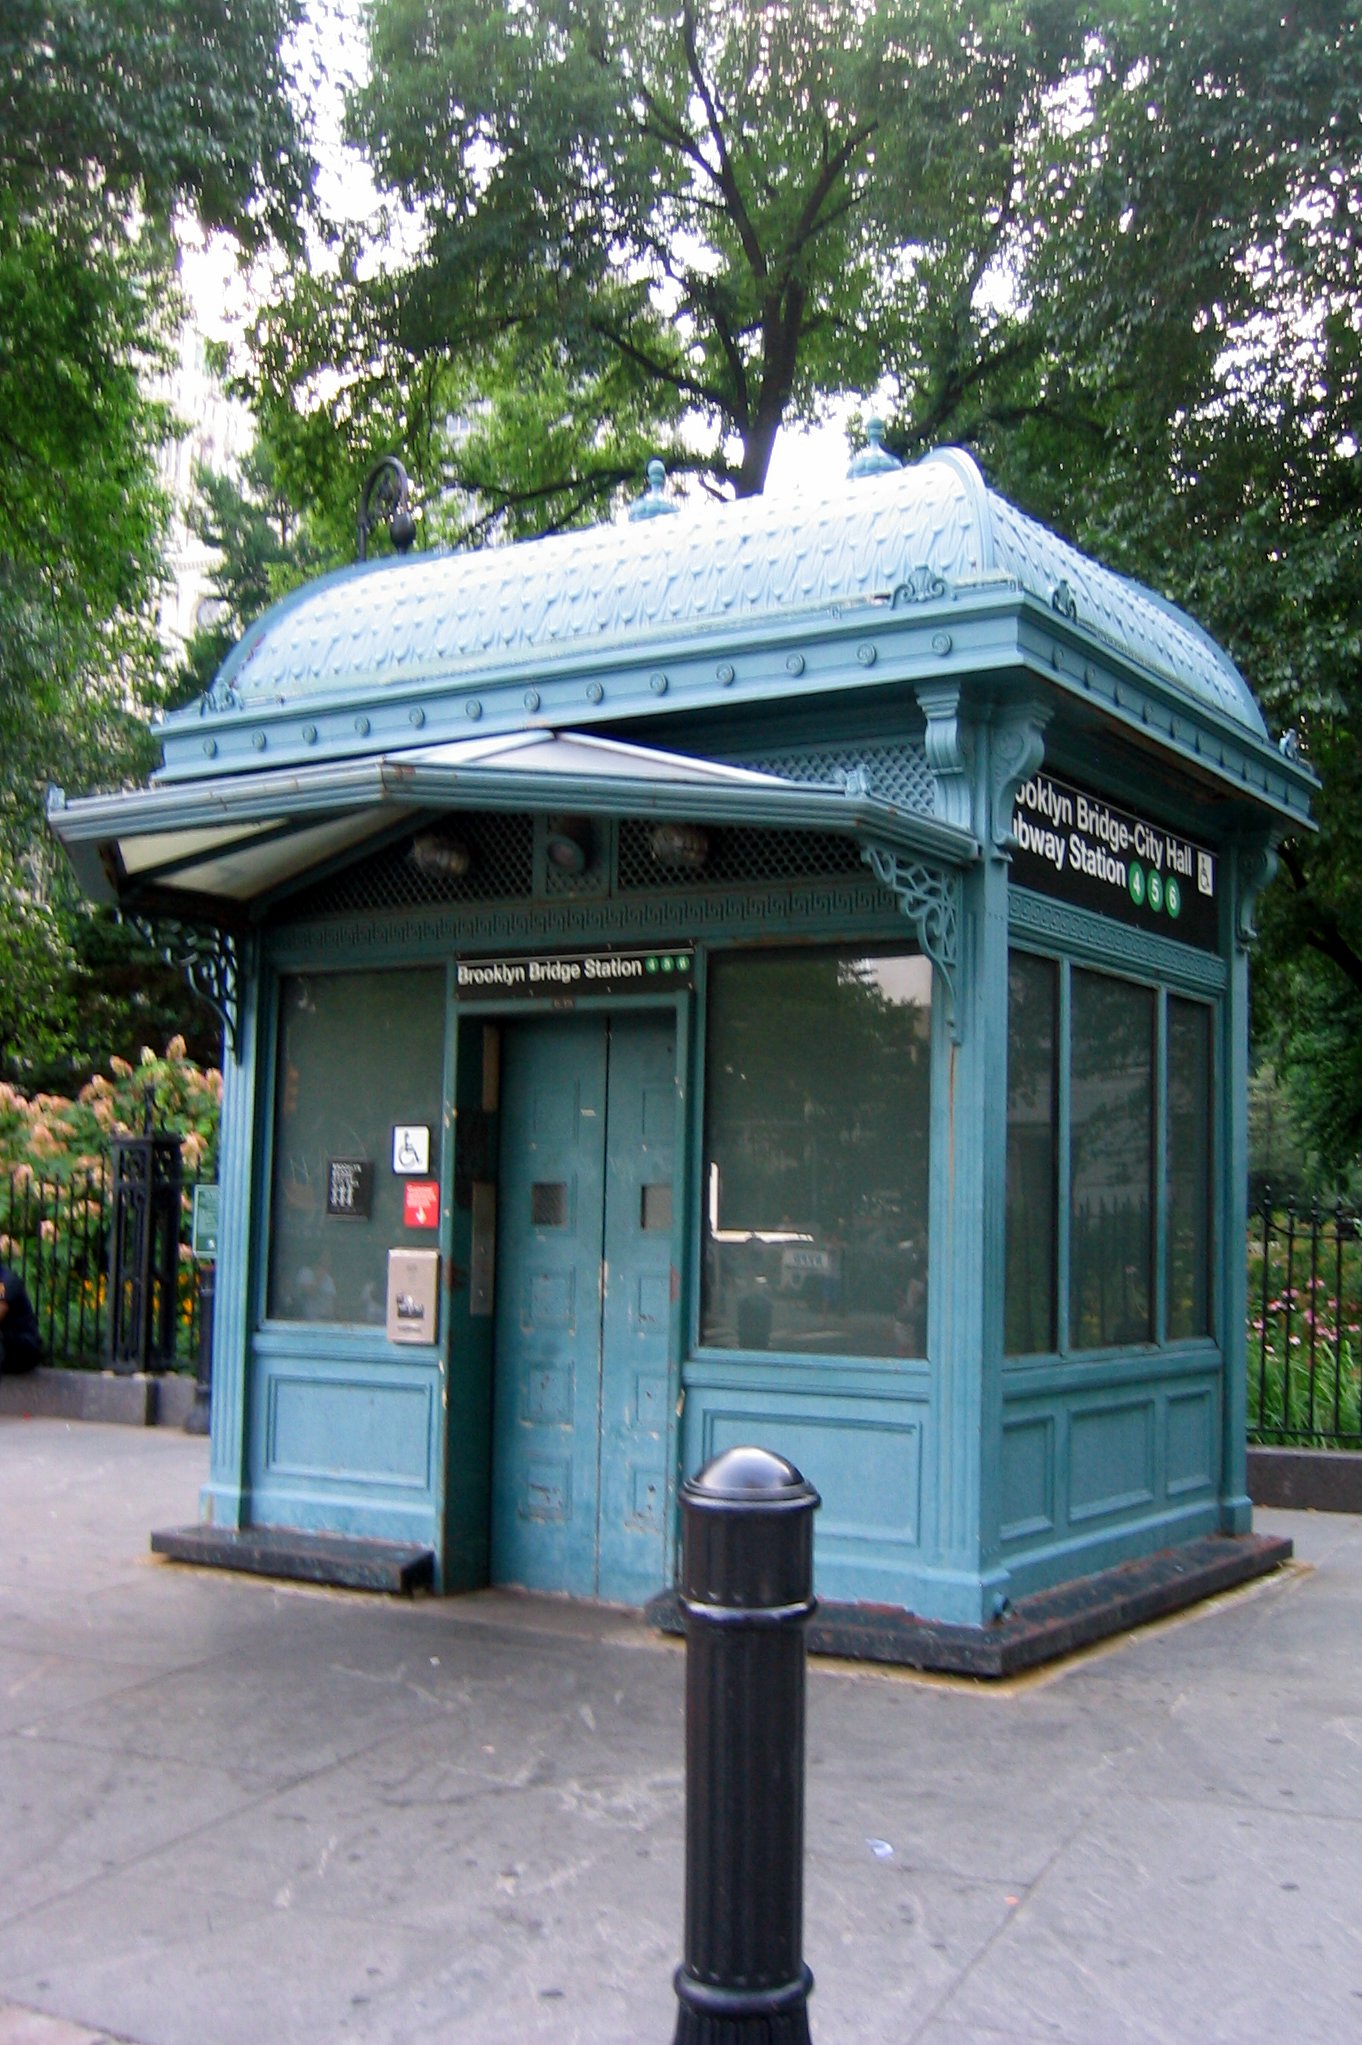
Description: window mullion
xmin=1154 ymin=989 xmax=1169 ymax=1346
xmin=1057 ymin=959 xmax=1072 ymax=1357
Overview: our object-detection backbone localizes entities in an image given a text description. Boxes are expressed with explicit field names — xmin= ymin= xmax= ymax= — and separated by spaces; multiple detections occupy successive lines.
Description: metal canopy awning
xmin=48 ymin=730 xmax=977 ymax=921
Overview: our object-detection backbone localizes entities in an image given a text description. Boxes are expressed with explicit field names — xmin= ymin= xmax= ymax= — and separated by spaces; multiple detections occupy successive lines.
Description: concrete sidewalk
xmin=1 ymin=1419 xmax=1360 ymax=2045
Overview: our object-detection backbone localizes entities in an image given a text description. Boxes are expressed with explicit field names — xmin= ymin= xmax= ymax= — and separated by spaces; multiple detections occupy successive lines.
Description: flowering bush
xmin=1247 ymin=1206 xmax=1362 ymax=1445
xmin=0 ymin=1037 xmax=221 ymax=1183
xmin=0 ymin=1041 xmax=221 ymax=1368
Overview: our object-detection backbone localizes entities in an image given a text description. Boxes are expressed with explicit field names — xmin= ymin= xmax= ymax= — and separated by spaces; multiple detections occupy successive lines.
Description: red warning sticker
xmin=403 ymin=1180 xmax=440 ymax=1229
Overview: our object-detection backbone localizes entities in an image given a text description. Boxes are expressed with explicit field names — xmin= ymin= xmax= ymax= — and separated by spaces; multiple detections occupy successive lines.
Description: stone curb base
xmin=151 ymin=1521 xmax=435 ymax=1592
xmin=0 ymin=1366 xmax=198 ymax=1429
xmin=0 ymin=1999 xmax=136 ymax=2045
xmin=648 ymin=1530 xmax=1294 ymax=1677
xmin=1248 ymin=1444 xmax=1362 ymax=1514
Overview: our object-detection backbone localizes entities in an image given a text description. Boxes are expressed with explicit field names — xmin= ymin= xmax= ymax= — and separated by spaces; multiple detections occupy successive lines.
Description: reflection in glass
xmin=268 ymin=970 xmax=444 ymax=1325
xmin=1167 ymin=997 xmax=1213 ymax=1339
xmin=702 ymin=947 xmax=931 ymax=1359
xmin=1069 ymin=969 xmax=1154 ymax=1347
xmin=1005 ymin=952 xmax=1057 ymax=1354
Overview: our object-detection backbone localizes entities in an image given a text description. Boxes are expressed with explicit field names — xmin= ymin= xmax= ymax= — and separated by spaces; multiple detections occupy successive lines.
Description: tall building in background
xmin=155 ymin=289 xmax=254 ymax=653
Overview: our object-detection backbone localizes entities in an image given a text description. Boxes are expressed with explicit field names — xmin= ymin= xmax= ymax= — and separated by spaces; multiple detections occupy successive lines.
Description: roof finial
xmin=847 ymin=416 xmax=902 ymax=480
xmin=630 ymin=457 xmax=678 ymax=520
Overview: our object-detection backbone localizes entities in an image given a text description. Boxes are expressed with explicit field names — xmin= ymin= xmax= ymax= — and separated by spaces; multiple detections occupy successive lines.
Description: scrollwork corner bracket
xmin=128 ymin=915 xmax=244 ymax=1062
xmin=861 ymin=842 xmax=963 ymax=1043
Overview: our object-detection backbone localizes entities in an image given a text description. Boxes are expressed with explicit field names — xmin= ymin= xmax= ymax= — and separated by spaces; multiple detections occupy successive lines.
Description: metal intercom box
xmin=386 ymin=1248 xmax=440 ymax=1345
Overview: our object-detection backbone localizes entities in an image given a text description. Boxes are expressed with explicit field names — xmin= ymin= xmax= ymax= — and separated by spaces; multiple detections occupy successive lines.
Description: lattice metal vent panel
xmin=281 ymin=811 xmax=535 ymax=919
xmin=733 ymin=741 xmax=934 ymax=816
xmin=617 ymin=819 xmax=866 ymax=892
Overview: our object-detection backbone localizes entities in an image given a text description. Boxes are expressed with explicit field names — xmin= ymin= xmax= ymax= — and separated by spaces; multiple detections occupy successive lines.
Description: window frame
xmin=697 ymin=937 xmax=934 ymax=1364
xmin=1005 ymin=945 xmax=1219 ymax=1361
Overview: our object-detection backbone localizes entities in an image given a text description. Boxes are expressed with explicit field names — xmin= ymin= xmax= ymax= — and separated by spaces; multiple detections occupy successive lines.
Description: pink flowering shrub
xmin=1247 ymin=1213 xmax=1362 ymax=1443
xmin=0 ymin=1041 xmax=222 ymax=1368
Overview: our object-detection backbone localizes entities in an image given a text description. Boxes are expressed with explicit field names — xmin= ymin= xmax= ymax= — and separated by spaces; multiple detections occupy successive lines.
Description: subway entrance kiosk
xmin=51 ymin=448 xmax=1313 ymax=1670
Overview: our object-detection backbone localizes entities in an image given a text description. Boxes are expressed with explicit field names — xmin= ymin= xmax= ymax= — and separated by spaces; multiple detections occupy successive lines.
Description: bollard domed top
xmin=681 ymin=1447 xmax=819 ymax=1613
xmin=688 ymin=1445 xmax=815 ymax=1502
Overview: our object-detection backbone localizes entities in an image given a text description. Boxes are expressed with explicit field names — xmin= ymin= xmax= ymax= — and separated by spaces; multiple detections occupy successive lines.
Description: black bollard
xmin=673 ymin=1445 xmax=820 ymax=2045
xmin=184 ymin=1260 xmax=214 ymax=1435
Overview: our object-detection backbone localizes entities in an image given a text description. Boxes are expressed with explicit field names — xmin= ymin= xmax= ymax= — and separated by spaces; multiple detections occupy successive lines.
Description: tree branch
xmin=589 ymin=316 xmax=735 ymax=417
xmin=680 ymin=0 xmax=766 ymax=281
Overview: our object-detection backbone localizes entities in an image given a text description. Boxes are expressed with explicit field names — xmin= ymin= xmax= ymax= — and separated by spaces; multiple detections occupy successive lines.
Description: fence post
xmin=672 ymin=1445 xmax=820 ymax=2045
xmin=107 ymin=1093 xmax=183 ymax=1375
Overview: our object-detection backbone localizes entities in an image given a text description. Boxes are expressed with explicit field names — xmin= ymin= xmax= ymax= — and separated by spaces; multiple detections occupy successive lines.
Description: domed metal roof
xmin=204 ymin=446 xmax=1265 ymax=741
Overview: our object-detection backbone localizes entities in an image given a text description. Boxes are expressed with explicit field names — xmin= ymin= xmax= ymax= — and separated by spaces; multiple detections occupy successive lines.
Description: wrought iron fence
xmin=0 ymin=1162 xmax=204 ymax=1372
xmin=1249 ymin=1195 xmax=1362 ymax=1447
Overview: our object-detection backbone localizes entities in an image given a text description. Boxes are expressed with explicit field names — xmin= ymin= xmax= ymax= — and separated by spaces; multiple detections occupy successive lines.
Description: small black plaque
xmin=327 ymin=1158 xmax=373 ymax=1217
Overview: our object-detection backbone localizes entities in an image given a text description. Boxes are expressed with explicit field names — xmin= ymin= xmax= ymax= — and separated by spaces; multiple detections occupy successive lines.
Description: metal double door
xmin=491 ymin=1011 xmax=676 ymax=1603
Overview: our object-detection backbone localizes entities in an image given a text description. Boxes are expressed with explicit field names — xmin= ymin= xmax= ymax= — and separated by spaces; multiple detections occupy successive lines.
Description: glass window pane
xmin=269 ymin=970 xmax=445 ymax=1325
xmin=1005 ymin=952 xmax=1057 ymax=1354
xmin=702 ymin=946 xmax=931 ymax=1359
xmin=1069 ymin=969 xmax=1154 ymax=1348
xmin=1168 ymin=997 xmax=1214 ymax=1339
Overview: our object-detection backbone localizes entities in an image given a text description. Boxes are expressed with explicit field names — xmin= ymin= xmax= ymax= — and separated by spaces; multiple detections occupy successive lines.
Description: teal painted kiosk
xmin=51 ymin=448 xmax=1312 ymax=1667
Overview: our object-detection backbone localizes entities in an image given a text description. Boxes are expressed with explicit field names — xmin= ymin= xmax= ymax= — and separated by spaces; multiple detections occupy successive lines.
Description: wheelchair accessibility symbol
xmin=392 ymin=1124 xmax=431 ymax=1175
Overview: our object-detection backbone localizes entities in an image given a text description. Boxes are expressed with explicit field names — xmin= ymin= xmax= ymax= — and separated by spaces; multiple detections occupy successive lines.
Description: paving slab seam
xmin=0 ymin=1777 xmax=296 ymax=1941
xmin=0 ymin=1998 xmax=140 ymax=2045
xmin=905 ymin=1797 xmax=1109 ymax=2045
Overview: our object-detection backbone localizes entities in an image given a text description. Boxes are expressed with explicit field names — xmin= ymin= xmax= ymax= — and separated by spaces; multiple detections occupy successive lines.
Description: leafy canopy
xmin=0 ymin=0 xmax=314 ymax=1084
xmin=249 ymin=0 xmax=1099 ymax=530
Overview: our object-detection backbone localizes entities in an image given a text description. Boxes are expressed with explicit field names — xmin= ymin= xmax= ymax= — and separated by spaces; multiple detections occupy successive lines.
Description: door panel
xmin=491 ymin=1018 xmax=607 ymax=1594
xmin=492 ymin=1011 xmax=676 ymax=1601
xmin=598 ymin=1017 xmax=676 ymax=1602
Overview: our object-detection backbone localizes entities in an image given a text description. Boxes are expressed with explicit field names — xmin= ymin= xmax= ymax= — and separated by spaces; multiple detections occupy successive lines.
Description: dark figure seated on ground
xmin=0 ymin=1261 xmax=42 ymax=1374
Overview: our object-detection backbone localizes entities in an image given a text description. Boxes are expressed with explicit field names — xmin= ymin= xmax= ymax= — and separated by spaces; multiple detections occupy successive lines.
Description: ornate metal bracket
xmin=914 ymin=680 xmax=975 ymax=834
xmin=861 ymin=842 xmax=962 ymax=1042
xmin=989 ymin=698 xmax=1054 ymax=853
xmin=1235 ymin=839 xmax=1280 ymax=951
xmin=129 ymin=917 xmax=243 ymax=1061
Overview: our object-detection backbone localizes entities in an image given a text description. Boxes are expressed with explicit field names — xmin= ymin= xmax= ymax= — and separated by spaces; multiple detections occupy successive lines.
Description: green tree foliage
xmin=250 ymin=0 xmax=1105 ymax=535
xmin=947 ymin=4 xmax=1362 ymax=1179
xmin=0 ymin=0 xmax=313 ymax=1085
xmin=249 ymin=2 xmax=1357 ymax=546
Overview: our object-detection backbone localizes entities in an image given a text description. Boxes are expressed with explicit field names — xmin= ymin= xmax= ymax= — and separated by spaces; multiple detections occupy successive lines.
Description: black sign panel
xmin=1010 ymin=774 xmax=1219 ymax=951
xmin=455 ymin=947 xmax=695 ymax=1000
xmin=326 ymin=1158 xmax=373 ymax=1217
